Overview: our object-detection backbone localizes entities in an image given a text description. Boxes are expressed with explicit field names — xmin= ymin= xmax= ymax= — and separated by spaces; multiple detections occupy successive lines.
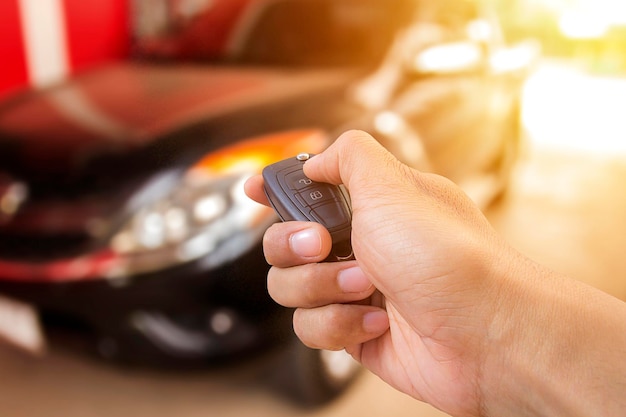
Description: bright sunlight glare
xmin=522 ymin=62 xmax=626 ymax=154
xmin=549 ymin=0 xmax=626 ymax=38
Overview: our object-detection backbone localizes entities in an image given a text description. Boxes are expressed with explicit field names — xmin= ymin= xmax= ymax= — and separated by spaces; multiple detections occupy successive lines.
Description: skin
xmin=244 ymin=130 xmax=626 ymax=417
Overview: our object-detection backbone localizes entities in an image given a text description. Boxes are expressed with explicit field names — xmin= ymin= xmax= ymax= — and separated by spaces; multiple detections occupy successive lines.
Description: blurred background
xmin=494 ymin=0 xmax=626 ymax=153
xmin=0 ymin=1 xmax=625 ymax=416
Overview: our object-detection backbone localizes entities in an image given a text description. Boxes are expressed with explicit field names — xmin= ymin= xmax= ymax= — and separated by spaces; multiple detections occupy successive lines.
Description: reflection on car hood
xmin=0 ymin=62 xmax=358 ymax=259
xmin=0 ymin=62 xmax=356 ymax=192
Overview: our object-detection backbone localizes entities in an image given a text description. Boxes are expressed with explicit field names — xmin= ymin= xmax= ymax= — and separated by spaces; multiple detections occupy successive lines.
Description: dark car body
xmin=0 ymin=0 xmax=532 ymax=406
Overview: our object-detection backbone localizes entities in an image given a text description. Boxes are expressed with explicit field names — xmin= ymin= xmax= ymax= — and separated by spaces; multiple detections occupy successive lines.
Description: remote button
xmin=285 ymin=170 xmax=314 ymax=191
xmin=310 ymin=202 xmax=350 ymax=230
xmin=299 ymin=186 xmax=337 ymax=207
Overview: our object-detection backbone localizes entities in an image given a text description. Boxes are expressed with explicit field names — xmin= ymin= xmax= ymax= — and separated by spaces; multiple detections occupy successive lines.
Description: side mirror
xmin=408 ymin=41 xmax=484 ymax=75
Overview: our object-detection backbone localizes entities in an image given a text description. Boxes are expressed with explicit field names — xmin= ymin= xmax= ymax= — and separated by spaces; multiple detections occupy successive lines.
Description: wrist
xmin=480 ymin=250 xmax=626 ymax=417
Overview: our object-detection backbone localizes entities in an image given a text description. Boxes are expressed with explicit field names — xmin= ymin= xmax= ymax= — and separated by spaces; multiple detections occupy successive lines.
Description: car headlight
xmin=106 ymin=129 xmax=329 ymax=279
xmin=110 ymin=173 xmax=254 ymax=265
xmin=0 ymin=130 xmax=329 ymax=283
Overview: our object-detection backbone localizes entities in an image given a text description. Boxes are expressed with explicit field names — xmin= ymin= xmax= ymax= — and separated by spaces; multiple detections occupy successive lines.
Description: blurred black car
xmin=0 ymin=0 xmax=532 ymax=407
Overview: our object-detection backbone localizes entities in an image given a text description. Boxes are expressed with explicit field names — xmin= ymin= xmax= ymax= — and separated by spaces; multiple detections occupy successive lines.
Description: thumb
xmin=303 ymin=130 xmax=401 ymax=192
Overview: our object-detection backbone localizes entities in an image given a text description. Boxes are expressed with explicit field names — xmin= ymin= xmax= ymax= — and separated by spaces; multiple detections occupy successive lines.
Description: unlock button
xmin=298 ymin=186 xmax=337 ymax=207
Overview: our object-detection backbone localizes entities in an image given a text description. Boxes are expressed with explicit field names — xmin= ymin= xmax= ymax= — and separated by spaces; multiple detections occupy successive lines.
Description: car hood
xmin=0 ymin=62 xmax=360 ymax=260
xmin=0 ymin=62 xmax=357 ymax=192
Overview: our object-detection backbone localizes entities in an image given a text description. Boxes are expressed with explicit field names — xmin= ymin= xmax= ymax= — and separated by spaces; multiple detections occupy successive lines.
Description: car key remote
xmin=262 ymin=153 xmax=354 ymax=262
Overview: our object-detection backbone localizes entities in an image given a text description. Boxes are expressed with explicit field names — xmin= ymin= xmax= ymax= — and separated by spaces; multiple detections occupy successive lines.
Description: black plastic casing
xmin=262 ymin=155 xmax=354 ymax=262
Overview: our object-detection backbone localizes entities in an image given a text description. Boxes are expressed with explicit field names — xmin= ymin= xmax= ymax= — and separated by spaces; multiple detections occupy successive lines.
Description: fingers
xmin=263 ymin=221 xmax=386 ymax=351
xmin=262 ymin=221 xmax=333 ymax=266
xmin=268 ymin=262 xmax=375 ymax=308
xmin=242 ymin=132 xmax=396 ymax=352
xmin=262 ymin=219 xmax=387 ymax=351
xmin=243 ymin=174 xmax=269 ymax=206
xmin=294 ymin=304 xmax=389 ymax=351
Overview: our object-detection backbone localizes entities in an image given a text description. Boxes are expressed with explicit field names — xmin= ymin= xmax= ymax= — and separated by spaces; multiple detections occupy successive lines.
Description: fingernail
xmin=363 ymin=311 xmax=389 ymax=334
xmin=338 ymin=266 xmax=372 ymax=293
xmin=289 ymin=229 xmax=322 ymax=258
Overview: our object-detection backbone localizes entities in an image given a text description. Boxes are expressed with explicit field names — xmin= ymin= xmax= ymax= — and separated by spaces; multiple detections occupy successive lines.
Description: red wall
xmin=0 ymin=0 xmax=130 ymax=99
xmin=0 ymin=1 xmax=29 ymax=99
xmin=64 ymin=0 xmax=130 ymax=72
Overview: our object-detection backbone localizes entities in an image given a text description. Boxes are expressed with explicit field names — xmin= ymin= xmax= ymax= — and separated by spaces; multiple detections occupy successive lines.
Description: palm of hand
xmin=346 ymin=172 xmax=495 ymax=416
xmin=352 ymin=301 xmax=484 ymax=417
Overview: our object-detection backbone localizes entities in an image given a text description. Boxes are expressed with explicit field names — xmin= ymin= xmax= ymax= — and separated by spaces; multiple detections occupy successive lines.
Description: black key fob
xmin=262 ymin=153 xmax=354 ymax=262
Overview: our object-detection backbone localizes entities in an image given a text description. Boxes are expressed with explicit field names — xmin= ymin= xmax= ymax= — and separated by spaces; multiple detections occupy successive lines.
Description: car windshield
xmin=231 ymin=0 xmax=417 ymax=68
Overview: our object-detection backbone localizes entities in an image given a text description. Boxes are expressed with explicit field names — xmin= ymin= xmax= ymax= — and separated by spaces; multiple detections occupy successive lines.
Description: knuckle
xmin=298 ymin=264 xmax=323 ymax=306
xmin=267 ymin=264 xmax=326 ymax=308
xmin=262 ymin=226 xmax=286 ymax=266
xmin=293 ymin=307 xmax=345 ymax=351
xmin=321 ymin=306 xmax=352 ymax=348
